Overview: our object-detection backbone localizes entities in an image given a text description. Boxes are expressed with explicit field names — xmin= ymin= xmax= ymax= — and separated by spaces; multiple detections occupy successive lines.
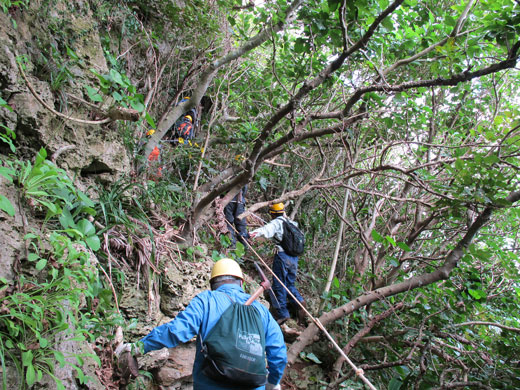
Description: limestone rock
xmin=159 ymin=259 xmax=212 ymax=317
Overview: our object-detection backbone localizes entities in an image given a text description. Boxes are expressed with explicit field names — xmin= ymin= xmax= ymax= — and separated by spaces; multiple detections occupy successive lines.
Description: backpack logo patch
xmin=237 ymin=330 xmax=263 ymax=357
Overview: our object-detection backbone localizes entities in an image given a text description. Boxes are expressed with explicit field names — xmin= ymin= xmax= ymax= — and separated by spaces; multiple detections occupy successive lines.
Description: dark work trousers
xmin=272 ymin=251 xmax=304 ymax=320
xmin=224 ymin=200 xmax=248 ymax=247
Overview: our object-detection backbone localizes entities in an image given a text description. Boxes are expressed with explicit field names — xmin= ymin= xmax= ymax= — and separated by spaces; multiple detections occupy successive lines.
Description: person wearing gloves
xmin=249 ymin=203 xmax=305 ymax=325
xmin=116 ymin=258 xmax=285 ymax=390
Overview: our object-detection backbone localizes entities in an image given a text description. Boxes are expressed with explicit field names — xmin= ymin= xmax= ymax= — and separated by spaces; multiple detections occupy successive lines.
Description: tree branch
xmin=287 ymin=189 xmax=520 ymax=363
xmin=450 ymin=321 xmax=520 ymax=333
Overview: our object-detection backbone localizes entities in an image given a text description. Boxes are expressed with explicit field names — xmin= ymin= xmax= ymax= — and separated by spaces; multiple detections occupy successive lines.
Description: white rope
xmin=230 ymin=223 xmax=378 ymax=390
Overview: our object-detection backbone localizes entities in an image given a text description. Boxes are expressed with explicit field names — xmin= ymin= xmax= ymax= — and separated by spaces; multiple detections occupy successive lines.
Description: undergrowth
xmin=0 ymin=127 xmax=125 ymax=388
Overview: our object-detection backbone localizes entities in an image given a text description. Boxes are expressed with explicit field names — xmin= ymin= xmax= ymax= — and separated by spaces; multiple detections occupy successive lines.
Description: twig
xmin=264 ymin=158 xmax=291 ymax=167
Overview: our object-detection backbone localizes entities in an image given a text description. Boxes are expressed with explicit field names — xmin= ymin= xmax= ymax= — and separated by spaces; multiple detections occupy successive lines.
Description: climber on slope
xmin=115 ymin=258 xmax=286 ymax=390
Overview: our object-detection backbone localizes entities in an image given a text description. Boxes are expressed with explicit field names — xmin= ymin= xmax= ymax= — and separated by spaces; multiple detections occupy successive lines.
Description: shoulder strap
xmin=200 ymin=292 xmax=234 ymax=340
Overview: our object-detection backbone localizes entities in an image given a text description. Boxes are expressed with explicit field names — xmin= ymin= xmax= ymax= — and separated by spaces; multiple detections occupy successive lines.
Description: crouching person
xmin=118 ymin=258 xmax=286 ymax=389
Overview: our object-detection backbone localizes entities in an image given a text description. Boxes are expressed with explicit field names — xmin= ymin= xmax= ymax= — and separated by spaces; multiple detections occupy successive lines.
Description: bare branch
xmin=450 ymin=321 xmax=520 ymax=333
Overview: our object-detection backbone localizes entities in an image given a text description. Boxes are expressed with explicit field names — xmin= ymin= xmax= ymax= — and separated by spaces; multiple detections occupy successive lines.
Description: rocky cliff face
xmin=0 ymin=2 xmax=212 ymax=388
xmin=1 ymin=7 xmax=132 ymax=195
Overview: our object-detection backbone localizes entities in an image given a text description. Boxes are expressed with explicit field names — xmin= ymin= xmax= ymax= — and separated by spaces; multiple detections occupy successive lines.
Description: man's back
xmin=141 ymin=283 xmax=286 ymax=390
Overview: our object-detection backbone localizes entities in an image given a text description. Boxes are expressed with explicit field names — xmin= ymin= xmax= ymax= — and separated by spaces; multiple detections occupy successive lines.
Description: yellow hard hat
xmin=269 ymin=202 xmax=285 ymax=214
xmin=185 ymin=115 xmax=193 ymax=122
xmin=210 ymin=258 xmax=244 ymax=281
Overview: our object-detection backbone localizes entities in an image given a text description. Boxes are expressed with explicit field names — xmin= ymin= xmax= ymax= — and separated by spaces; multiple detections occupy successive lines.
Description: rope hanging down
xmin=231 ymin=225 xmax=378 ymax=390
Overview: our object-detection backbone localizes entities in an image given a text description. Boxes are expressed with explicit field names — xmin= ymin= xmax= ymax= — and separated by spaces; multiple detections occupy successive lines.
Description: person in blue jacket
xmin=118 ymin=258 xmax=286 ymax=390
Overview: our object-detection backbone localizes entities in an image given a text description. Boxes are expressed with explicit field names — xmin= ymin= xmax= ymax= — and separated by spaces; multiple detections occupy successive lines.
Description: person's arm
xmin=250 ymin=218 xmax=283 ymax=240
xmin=264 ymin=314 xmax=288 ymax=385
xmin=140 ymin=293 xmax=206 ymax=353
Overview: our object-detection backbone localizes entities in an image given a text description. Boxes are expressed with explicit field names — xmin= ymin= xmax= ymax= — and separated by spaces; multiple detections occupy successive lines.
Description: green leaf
xmin=0 ymin=166 xmax=15 ymax=182
xmin=112 ymin=91 xmax=123 ymax=101
xmin=77 ymin=190 xmax=95 ymax=207
xmin=397 ymin=242 xmax=411 ymax=252
xmin=38 ymin=337 xmax=48 ymax=348
xmin=389 ymin=377 xmax=403 ymax=390
xmin=0 ymin=97 xmax=13 ymax=112
xmin=130 ymin=98 xmax=145 ymax=112
xmin=27 ymin=253 xmax=39 ymax=262
xmin=77 ymin=219 xmax=95 ymax=237
xmin=468 ymin=289 xmax=486 ymax=300
xmin=484 ymin=154 xmax=499 ymax=164
xmin=85 ymin=235 xmax=101 ymax=251
xmin=382 ymin=17 xmax=393 ymax=30
xmin=22 ymin=350 xmax=33 ymax=366
xmin=294 ymin=38 xmax=306 ymax=53
xmin=109 ymin=69 xmax=124 ymax=85
xmin=35 ymin=148 xmax=48 ymax=166
xmin=0 ymin=195 xmax=14 ymax=216
xmin=85 ymin=85 xmax=103 ymax=102
xmin=145 ymin=112 xmax=156 ymax=128
xmin=66 ymin=46 xmax=79 ymax=60
xmin=26 ymin=364 xmax=36 ymax=386
xmin=327 ymin=0 xmax=341 ymax=12
xmin=385 ymin=235 xmax=397 ymax=246
xmin=59 ymin=208 xmax=75 ymax=229
xmin=445 ymin=15 xmax=456 ymax=27
xmin=35 ymin=259 xmax=47 ymax=270
xmin=333 ymin=276 xmax=340 ymax=288
xmin=455 ymin=158 xmax=464 ymax=170
xmin=371 ymin=230 xmax=384 ymax=243
xmin=305 ymin=352 xmax=322 ymax=364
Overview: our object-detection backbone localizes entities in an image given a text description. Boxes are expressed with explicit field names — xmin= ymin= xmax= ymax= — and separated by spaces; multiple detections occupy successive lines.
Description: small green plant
xmin=87 ymin=64 xmax=154 ymax=129
xmin=10 ymin=149 xmax=97 ymax=227
xmin=0 ymin=231 xmax=104 ymax=389
xmin=96 ymin=177 xmax=149 ymax=230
